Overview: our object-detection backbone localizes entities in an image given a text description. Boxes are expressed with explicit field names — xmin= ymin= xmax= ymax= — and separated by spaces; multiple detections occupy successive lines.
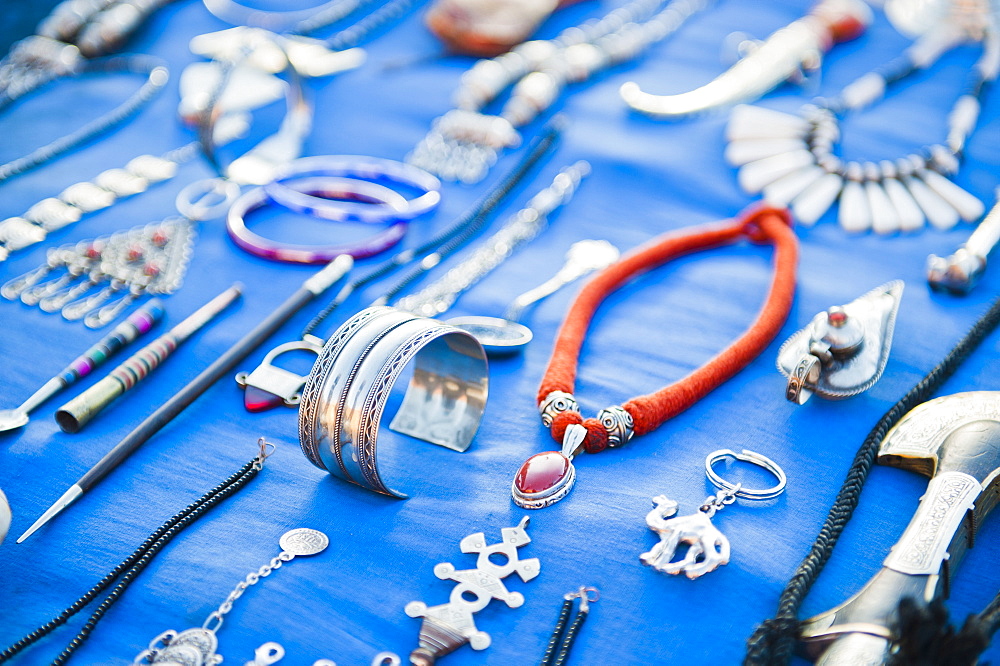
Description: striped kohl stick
xmin=0 ymin=300 xmax=164 ymax=434
xmin=55 ymin=284 xmax=243 ymax=433
xmin=18 ymin=256 xmax=352 ymax=543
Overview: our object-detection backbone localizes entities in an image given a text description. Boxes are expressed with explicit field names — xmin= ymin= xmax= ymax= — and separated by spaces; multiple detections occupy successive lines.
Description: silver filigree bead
xmin=562 ymin=43 xmax=607 ymax=83
xmin=539 ymin=391 xmax=579 ymax=428
xmin=94 ymin=168 xmax=149 ymax=196
xmin=513 ymin=40 xmax=559 ymax=68
xmin=60 ymin=182 xmax=116 ymax=212
xmin=126 ymin=155 xmax=179 ymax=183
xmin=456 ymin=59 xmax=511 ymax=110
xmin=0 ymin=217 xmax=46 ymax=250
xmin=597 ymin=405 xmax=634 ymax=447
xmin=23 ymin=198 xmax=82 ymax=230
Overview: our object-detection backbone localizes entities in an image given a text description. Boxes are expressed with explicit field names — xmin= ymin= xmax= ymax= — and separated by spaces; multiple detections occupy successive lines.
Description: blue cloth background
xmin=1 ymin=1 xmax=1000 ymax=664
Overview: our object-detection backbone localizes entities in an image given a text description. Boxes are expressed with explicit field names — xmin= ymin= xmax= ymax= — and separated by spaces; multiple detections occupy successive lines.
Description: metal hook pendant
xmin=2 ymin=263 xmax=52 ymax=299
xmin=777 ymin=280 xmax=903 ymax=404
xmin=236 ymin=336 xmax=325 ymax=412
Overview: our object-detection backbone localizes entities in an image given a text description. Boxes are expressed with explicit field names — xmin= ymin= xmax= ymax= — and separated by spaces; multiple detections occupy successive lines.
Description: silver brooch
xmin=776 ymin=280 xmax=903 ymax=404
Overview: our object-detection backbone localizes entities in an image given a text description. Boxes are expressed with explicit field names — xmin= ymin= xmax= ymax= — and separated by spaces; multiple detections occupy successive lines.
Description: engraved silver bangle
xmin=0 ymin=488 xmax=10 ymax=546
xmin=298 ymin=306 xmax=488 ymax=497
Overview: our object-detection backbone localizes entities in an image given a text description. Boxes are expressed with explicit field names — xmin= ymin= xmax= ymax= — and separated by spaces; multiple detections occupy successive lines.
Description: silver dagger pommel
xmin=800 ymin=391 xmax=1000 ymax=664
xmin=928 ymin=190 xmax=1000 ymax=294
xmin=620 ymin=0 xmax=872 ymax=120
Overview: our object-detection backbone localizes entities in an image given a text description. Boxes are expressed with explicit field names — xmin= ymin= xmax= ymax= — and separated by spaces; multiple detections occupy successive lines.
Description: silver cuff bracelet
xmin=298 ymin=306 xmax=489 ymax=497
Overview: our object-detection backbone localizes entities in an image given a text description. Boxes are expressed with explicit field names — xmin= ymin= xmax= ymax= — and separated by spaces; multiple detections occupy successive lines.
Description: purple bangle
xmin=263 ymin=155 xmax=442 ymax=223
xmin=227 ymin=177 xmax=410 ymax=264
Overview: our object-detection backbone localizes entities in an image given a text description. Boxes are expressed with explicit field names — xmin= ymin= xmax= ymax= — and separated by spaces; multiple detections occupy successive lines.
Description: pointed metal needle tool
xmin=18 ymin=255 xmax=353 ymax=543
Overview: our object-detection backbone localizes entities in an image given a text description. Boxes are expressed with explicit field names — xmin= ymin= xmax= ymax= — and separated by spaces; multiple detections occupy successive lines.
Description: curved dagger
xmin=799 ymin=391 xmax=1000 ymax=664
xmin=620 ymin=0 xmax=872 ymax=120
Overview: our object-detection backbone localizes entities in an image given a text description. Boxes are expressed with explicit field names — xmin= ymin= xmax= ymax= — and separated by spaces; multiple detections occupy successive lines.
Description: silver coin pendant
xmin=279 ymin=528 xmax=329 ymax=556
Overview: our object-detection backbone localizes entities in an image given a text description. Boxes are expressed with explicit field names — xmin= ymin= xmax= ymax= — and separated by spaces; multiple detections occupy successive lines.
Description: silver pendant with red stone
xmin=511 ymin=424 xmax=587 ymax=509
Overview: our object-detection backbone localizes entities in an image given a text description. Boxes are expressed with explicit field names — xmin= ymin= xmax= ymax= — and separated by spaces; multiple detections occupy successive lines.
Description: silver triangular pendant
xmin=777 ymin=280 xmax=904 ymax=403
xmin=1 ymin=218 xmax=195 ymax=327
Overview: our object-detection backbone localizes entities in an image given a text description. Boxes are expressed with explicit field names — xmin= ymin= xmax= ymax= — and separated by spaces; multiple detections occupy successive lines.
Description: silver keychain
xmin=640 ymin=449 xmax=787 ymax=579
xmin=134 ymin=528 xmax=329 ymax=666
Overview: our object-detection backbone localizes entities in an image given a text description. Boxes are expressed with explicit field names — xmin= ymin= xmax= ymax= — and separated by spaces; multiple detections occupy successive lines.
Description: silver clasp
xmin=245 ymin=642 xmax=285 ymax=666
xmin=564 ymin=586 xmax=600 ymax=612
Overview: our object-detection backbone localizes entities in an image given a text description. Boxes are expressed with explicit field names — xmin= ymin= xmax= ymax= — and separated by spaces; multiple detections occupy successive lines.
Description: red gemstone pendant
xmin=511 ymin=451 xmax=576 ymax=509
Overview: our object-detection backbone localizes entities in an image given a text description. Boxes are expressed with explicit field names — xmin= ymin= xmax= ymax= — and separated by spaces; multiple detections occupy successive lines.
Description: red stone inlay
xmin=243 ymin=386 xmax=286 ymax=413
xmin=514 ymin=451 xmax=571 ymax=495
xmin=828 ymin=310 xmax=848 ymax=326
xmin=828 ymin=14 xmax=867 ymax=44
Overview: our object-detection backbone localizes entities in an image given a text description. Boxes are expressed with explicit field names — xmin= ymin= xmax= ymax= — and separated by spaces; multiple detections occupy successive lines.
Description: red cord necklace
xmin=511 ymin=205 xmax=799 ymax=509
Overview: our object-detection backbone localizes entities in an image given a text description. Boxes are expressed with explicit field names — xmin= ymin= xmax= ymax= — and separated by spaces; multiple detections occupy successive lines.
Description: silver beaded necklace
xmin=0 ymin=143 xmax=198 ymax=263
xmin=407 ymin=0 xmax=712 ymax=184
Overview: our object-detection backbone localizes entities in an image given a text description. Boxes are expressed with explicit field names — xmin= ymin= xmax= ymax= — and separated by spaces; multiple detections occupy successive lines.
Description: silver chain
xmin=698 ymin=485 xmax=740 ymax=518
xmin=203 ymin=553 xmax=295 ymax=632
xmin=393 ymin=161 xmax=589 ymax=317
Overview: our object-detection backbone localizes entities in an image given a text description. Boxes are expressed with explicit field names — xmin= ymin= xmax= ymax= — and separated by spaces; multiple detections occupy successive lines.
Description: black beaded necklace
xmin=0 ymin=440 xmax=272 ymax=665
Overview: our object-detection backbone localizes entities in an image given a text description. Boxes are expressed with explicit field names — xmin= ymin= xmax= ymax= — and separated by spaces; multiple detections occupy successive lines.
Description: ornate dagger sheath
xmin=800 ymin=391 xmax=1000 ymax=664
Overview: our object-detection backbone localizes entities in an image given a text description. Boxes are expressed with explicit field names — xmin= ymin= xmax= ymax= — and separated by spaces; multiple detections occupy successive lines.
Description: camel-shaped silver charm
xmin=640 ymin=494 xmax=731 ymax=579
xmin=641 ymin=450 xmax=788 ymax=580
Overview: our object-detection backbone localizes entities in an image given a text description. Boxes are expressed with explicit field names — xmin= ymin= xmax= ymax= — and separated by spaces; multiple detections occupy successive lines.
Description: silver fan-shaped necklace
xmin=726 ymin=7 xmax=998 ymax=234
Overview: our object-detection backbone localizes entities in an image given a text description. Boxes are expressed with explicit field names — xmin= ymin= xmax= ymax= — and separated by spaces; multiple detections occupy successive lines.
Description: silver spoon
xmin=448 ymin=239 xmax=619 ymax=355
xmin=0 ymin=300 xmax=163 ymax=433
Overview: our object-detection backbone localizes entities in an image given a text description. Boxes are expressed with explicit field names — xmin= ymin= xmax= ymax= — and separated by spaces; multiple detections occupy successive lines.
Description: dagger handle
xmin=884 ymin=470 xmax=980 ymax=576
xmin=801 ymin=472 xmax=984 ymax=663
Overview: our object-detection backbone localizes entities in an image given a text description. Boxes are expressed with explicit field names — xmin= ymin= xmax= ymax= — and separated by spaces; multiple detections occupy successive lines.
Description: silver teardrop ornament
xmin=881 ymin=173 xmax=925 ymax=231
xmin=763 ymin=165 xmax=825 ymax=206
xmin=738 ymin=149 xmax=815 ymax=194
xmin=866 ymin=180 xmax=901 ymax=234
xmin=726 ymin=104 xmax=809 ymax=141
xmin=918 ymin=169 xmax=986 ymax=222
xmin=777 ymin=280 xmax=904 ymax=404
xmin=725 ymin=138 xmax=807 ymax=167
xmin=838 ymin=164 xmax=871 ymax=233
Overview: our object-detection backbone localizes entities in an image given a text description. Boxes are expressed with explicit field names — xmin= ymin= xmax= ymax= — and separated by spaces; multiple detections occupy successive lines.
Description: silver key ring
xmin=704 ymin=449 xmax=787 ymax=500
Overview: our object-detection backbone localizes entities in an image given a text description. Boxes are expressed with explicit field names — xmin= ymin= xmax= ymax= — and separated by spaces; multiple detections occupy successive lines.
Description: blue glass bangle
xmin=263 ymin=156 xmax=442 ymax=223
xmin=228 ymin=176 xmax=410 ymax=264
